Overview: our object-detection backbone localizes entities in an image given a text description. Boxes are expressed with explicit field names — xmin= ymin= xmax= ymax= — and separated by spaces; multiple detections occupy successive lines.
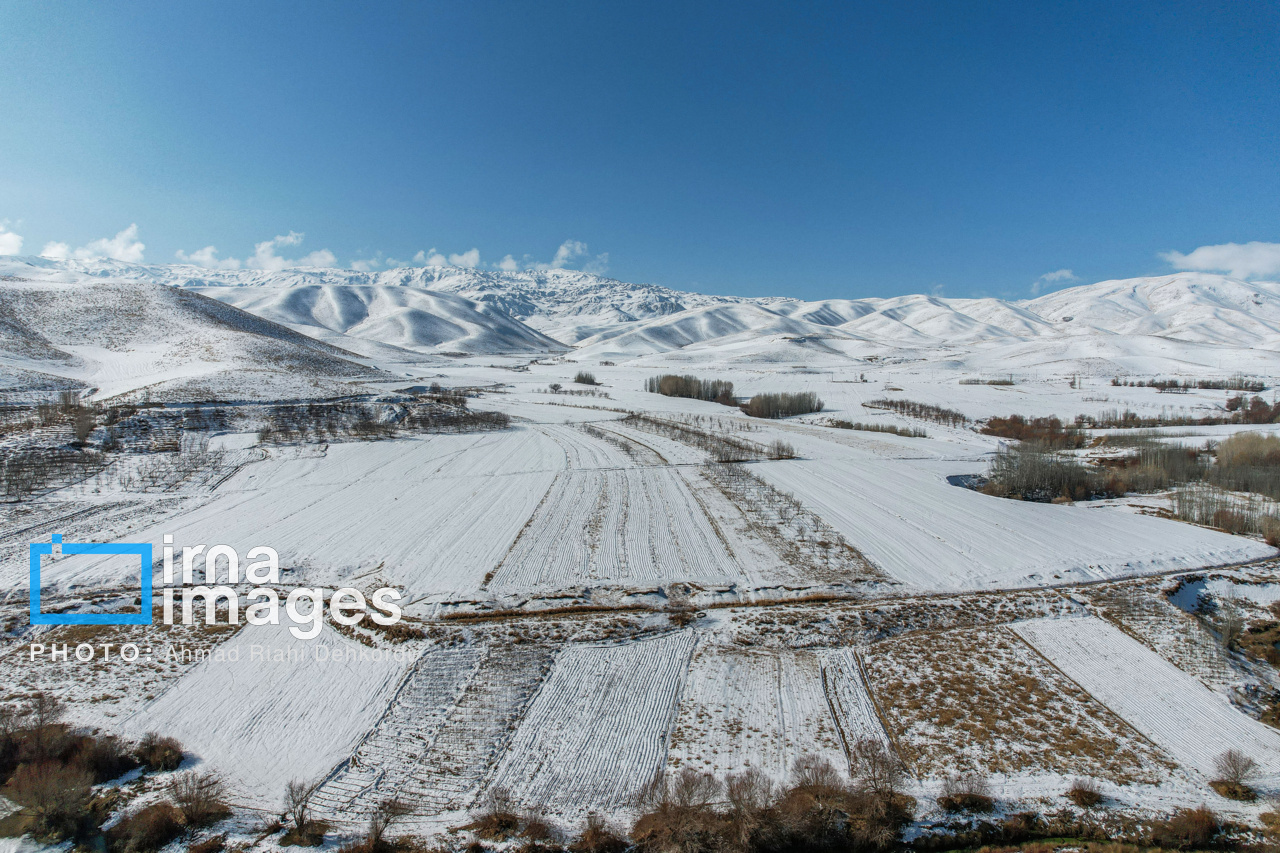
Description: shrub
xmin=188 ymin=833 xmax=227 ymax=853
xmin=937 ymin=774 xmax=994 ymax=813
xmin=982 ymin=415 xmax=1084 ymax=449
xmin=1151 ymin=805 xmax=1219 ymax=849
xmin=1210 ymin=748 xmax=1258 ymax=801
xmin=848 ymin=738 xmax=905 ymax=796
xmin=8 ymin=761 xmax=95 ymax=841
xmin=469 ymin=787 xmax=521 ymax=841
xmin=645 ymin=375 xmax=735 ymax=404
xmin=168 ymin=770 xmax=230 ymax=827
xmin=73 ymin=733 xmax=139 ymax=783
xmin=767 ymin=439 xmax=796 ymax=460
xmin=573 ymin=371 xmax=599 ymax=386
xmin=107 ymin=802 xmax=185 ymax=853
xmin=136 ymin=732 xmax=183 ymax=771
xmin=573 ymin=813 xmax=627 ymax=853
xmin=1066 ymin=778 xmax=1103 ymax=807
xmin=742 ymin=392 xmax=823 ymax=419
xmin=1264 ymin=515 xmax=1280 ymax=548
xmin=864 ymin=398 xmax=967 ymax=427
xmin=1217 ymin=432 xmax=1280 ymax=467
xmin=281 ymin=778 xmax=326 ymax=846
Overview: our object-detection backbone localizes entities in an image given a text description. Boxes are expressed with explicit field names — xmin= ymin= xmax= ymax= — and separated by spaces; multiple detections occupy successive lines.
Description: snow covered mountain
xmin=0 ymin=257 xmax=388 ymax=400
xmin=10 ymin=257 xmax=1280 ymax=375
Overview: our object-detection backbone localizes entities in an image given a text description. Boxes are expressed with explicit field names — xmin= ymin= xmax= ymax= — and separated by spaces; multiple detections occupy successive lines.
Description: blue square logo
xmin=30 ymin=535 xmax=153 ymax=625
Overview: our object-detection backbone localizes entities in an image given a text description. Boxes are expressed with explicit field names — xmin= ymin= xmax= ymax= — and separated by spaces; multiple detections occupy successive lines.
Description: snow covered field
xmin=1014 ymin=616 xmax=1280 ymax=782
xmin=755 ymin=454 xmax=1270 ymax=591
xmin=490 ymin=632 xmax=696 ymax=816
xmin=9 ymin=257 xmax=1280 ymax=837
xmin=122 ymin=620 xmax=414 ymax=802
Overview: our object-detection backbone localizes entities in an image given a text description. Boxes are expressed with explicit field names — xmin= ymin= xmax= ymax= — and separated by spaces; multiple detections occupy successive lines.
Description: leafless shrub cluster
xmin=631 ymin=756 xmax=913 ymax=853
xmin=937 ymin=773 xmax=994 ymax=813
xmin=741 ymin=391 xmax=823 ymax=419
xmin=863 ymin=398 xmax=968 ymax=427
xmin=168 ymin=769 xmax=231 ymax=827
xmin=644 ymin=374 xmax=736 ymax=404
xmin=624 ymin=413 xmax=768 ymax=462
xmin=828 ymin=420 xmax=927 ymax=438
xmin=0 ymin=446 xmax=106 ymax=500
xmin=281 ymin=777 xmax=327 ymax=846
xmin=257 ymin=397 xmax=508 ymax=444
xmin=1209 ymin=748 xmax=1259 ymax=801
xmin=1065 ymin=777 xmax=1103 ymax=807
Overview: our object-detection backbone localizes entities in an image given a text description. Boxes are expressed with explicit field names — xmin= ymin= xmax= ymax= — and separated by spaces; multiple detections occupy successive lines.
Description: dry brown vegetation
xmin=630 ymin=761 xmax=913 ymax=853
xmin=983 ymin=415 xmax=1085 ymax=448
xmin=861 ymin=627 xmax=1171 ymax=781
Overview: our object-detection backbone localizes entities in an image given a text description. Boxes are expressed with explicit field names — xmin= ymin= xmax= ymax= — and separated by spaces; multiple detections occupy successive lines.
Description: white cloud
xmin=350 ymin=252 xmax=385 ymax=272
xmin=0 ymin=224 xmax=22 ymax=255
xmin=448 ymin=248 xmax=480 ymax=268
xmin=495 ymin=254 xmax=519 ymax=272
xmin=42 ymin=224 xmax=145 ymax=262
xmin=246 ymin=231 xmax=336 ymax=270
xmin=1030 ymin=268 xmax=1077 ymax=295
xmin=1161 ymin=241 xmax=1280 ymax=280
xmin=175 ymin=245 xmax=242 ymax=270
xmin=522 ymin=239 xmax=608 ymax=273
xmin=408 ymin=247 xmax=481 ymax=268
xmin=174 ymin=230 xmax=337 ymax=271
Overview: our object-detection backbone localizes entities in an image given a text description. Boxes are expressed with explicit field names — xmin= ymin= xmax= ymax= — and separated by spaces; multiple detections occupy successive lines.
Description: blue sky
xmin=2 ymin=0 xmax=1278 ymax=299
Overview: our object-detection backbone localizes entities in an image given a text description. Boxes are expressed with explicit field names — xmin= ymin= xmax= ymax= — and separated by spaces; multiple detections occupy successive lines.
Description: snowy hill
xmin=0 ymin=257 xmax=388 ymax=400
xmin=15 ymin=258 xmax=1280 ymax=375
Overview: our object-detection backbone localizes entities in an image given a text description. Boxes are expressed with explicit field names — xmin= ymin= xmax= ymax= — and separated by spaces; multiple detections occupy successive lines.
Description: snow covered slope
xmin=190 ymin=284 xmax=566 ymax=357
xmin=19 ymin=258 xmax=1280 ymax=371
xmin=0 ymin=257 xmax=387 ymax=400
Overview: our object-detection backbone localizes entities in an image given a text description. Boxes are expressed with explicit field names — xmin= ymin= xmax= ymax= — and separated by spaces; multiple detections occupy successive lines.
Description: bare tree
xmin=670 ymin=767 xmax=721 ymax=810
xmin=726 ymin=767 xmax=774 ymax=815
xmin=848 ymin=738 xmax=905 ymax=795
xmin=1214 ymin=749 xmax=1259 ymax=786
xmin=284 ymin=777 xmax=322 ymax=833
xmin=366 ymin=795 xmax=409 ymax=850
xmin=169 ymin=769 xmax=229 ymax=827
xmin=791 ymin=754 xmax=843 ymax=791
xmin=29 ymin=693 xmax=64 ymax=760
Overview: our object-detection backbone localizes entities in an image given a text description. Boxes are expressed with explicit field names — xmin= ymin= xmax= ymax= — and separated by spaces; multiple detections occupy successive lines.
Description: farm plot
xmin=1078 ymin=581 xmax=1238 ymax=697
xmin=756 ymin=456 xmax=1271 ymax=591
xmin=701 ymin=463 xmax=885 ymax=586
xmin=818 ymin=648 xmax=894 ymax=751
xmin=488 ymin=466 xmax=748 ymax=590
xmin=398 ymin=643 xmax=555 ymax=815
xmin=32 ymin=434 xmax=560 ymax=599
xmin=311 ymin=644 xmax=485 ymax=820
xmin=0 ymin=619 xmax=239 ymax=731
xmin=667 ymin=647 xmax=849 ymax=781
xmin=122 ymin=619 xmax=413 ymax=803
xmin=489 ymin=631 xmax=696 ymax=816
xmin=862 ymin=626 xmax=1171 ymax=781
xmin=1014 ymin=616 xmax=1280 ymax=780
